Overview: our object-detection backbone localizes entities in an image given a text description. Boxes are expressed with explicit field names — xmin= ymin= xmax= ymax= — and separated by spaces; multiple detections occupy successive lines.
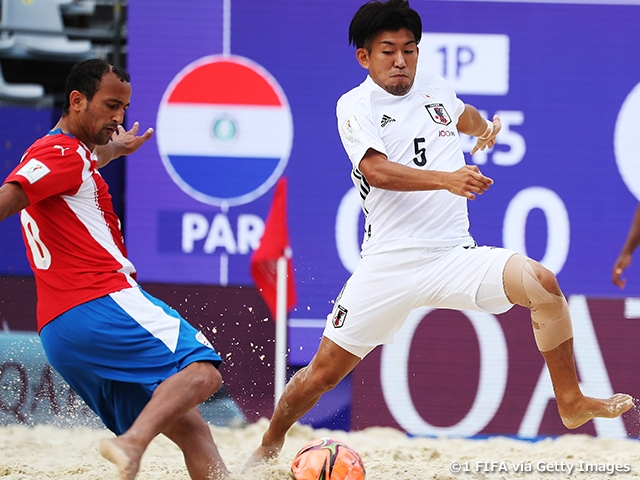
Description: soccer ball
xmin=290 ymin=437 xmax=366 ymax=479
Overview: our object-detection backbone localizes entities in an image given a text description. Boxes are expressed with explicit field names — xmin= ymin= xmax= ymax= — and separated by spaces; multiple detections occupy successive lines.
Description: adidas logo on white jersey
xmin=380 ymin=114 xmax=396 ymax=127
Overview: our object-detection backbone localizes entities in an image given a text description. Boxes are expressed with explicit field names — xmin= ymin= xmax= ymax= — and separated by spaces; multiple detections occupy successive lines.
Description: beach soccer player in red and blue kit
xmin=0 ymin=59 xmax=229 ymax=480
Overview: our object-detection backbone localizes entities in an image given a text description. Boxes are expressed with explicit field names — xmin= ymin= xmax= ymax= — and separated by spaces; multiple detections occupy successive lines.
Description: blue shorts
xmin=39 ymin=286 xmax=222 ymax=435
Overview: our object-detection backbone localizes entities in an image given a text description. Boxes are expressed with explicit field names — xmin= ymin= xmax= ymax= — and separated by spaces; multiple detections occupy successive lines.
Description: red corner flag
xmin=250 ymin=177 xmax=297 ymax=319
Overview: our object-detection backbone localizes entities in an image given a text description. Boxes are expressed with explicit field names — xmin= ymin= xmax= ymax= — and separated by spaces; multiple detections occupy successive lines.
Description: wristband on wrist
xmin=479 ymin=118 xmax=494 ymax=140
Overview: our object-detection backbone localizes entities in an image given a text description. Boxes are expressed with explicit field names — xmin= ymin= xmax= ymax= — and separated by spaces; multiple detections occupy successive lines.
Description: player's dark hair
xmin=349 ymin=0 xmax=422 ymax=50
xmin=62 ymin=59 xmax=130 ymax=114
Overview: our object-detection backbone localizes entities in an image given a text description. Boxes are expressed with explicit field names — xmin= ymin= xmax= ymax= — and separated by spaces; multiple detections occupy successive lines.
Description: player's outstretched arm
xmin=95 ymin=121 xmax=154 ymax=168
xmin=613 ymin=204 xmax=640 ymax=288
xmin=358 ymin=149 xmax=493 ymax=199
xmin=0 ymin=182 xmax=29 ymax=223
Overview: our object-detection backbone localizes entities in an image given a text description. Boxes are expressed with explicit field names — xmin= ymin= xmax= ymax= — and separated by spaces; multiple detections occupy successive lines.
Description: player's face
xmin=80 ymin=72 xmax=131 ymax=147
xmin=356 ymin=28 xmax=418 ymax=96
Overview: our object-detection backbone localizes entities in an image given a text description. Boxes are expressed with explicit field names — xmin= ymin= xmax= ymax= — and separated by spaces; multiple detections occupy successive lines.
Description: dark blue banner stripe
xmin=167 ymin=155 xmax=280 ymax=198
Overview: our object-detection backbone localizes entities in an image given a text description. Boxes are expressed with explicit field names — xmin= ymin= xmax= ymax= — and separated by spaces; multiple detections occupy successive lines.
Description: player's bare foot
xmin=242 ymin=439 xmax=285 ymax=472
xmin=99 ymin=437 xmax=143 ymax=480
xmin=559 ymin=393 xmax=634 ymax=429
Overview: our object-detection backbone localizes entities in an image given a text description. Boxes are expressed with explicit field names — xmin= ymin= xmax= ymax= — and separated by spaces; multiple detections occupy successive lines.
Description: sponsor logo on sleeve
xmin=16 ymin=158 xmax=51 ymax=184
xmin=195 ymin=331 xmax=214 ymax=349
xmin=342 ymin=115 xmax=362 ymax=142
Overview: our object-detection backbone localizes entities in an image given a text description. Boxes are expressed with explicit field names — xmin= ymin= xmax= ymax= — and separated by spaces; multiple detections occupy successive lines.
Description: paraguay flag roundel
xmin=156 ymin=55 xmax=293 ymax=206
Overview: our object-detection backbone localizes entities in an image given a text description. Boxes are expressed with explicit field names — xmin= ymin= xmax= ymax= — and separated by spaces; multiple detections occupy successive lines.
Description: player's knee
xmin=497 ymin=227 xmax=571 ymax=353
xmin=206 ymin=364 xmax=223 ymax=396
xmin=313 ymin=373 xmax=342 ymax=393
xmin=529 ymin=260 xmax=562 ymax=297
xmin=522 ymin=260 xmax=573 ymax=352
xmin=188 ymin=362 xmax=223 ymax=398
xmin=305 ymin=364 xmax=343 ymax=393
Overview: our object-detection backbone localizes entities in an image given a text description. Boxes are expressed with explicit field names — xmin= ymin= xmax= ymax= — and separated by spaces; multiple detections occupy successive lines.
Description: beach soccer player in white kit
xmin=245 ymin=0 xmax=634 ymax=468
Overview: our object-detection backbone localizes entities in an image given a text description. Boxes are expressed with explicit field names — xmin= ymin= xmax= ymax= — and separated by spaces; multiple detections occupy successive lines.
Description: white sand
xmin=1 ymin=418 xmax=640 ymax=479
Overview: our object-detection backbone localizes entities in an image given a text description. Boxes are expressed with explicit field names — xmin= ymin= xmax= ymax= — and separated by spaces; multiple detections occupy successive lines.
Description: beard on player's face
xmin=383 ymin=78 xmax=414 ymax=96
xmin=95 ymin=123 xmax=117 ymax=145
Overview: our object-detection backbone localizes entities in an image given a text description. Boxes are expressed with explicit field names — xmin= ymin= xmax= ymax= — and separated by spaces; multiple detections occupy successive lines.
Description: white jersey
xmin=336 ymin=71 xmax=475 ymax=256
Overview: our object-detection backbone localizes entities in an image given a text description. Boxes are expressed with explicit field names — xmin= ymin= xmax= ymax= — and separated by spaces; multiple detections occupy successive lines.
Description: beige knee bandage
xmin=503 ymin=254 xmax=573 ymax=352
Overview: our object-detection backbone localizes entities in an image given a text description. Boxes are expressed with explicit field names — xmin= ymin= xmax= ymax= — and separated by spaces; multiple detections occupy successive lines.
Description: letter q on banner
xmin=156 ymin=55 xmax=294 ymax=207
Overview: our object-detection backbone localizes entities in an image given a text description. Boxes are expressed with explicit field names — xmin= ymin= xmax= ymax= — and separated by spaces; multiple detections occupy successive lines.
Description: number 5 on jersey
xmin=412 ymin=137 xmax=427 ymax=167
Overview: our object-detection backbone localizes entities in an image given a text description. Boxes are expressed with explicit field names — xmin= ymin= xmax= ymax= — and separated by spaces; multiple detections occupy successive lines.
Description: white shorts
xmin=323 ymin=244 xmax=517 ymax=358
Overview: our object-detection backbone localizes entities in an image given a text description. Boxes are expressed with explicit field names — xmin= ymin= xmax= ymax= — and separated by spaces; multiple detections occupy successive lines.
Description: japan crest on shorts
xmin=156 ymin=55 xmax=293 ymax=206
xmin=425 ymin=103 xmax=452 ymax=125
xmin=332 ymin=305 xmax=348 ymax=328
